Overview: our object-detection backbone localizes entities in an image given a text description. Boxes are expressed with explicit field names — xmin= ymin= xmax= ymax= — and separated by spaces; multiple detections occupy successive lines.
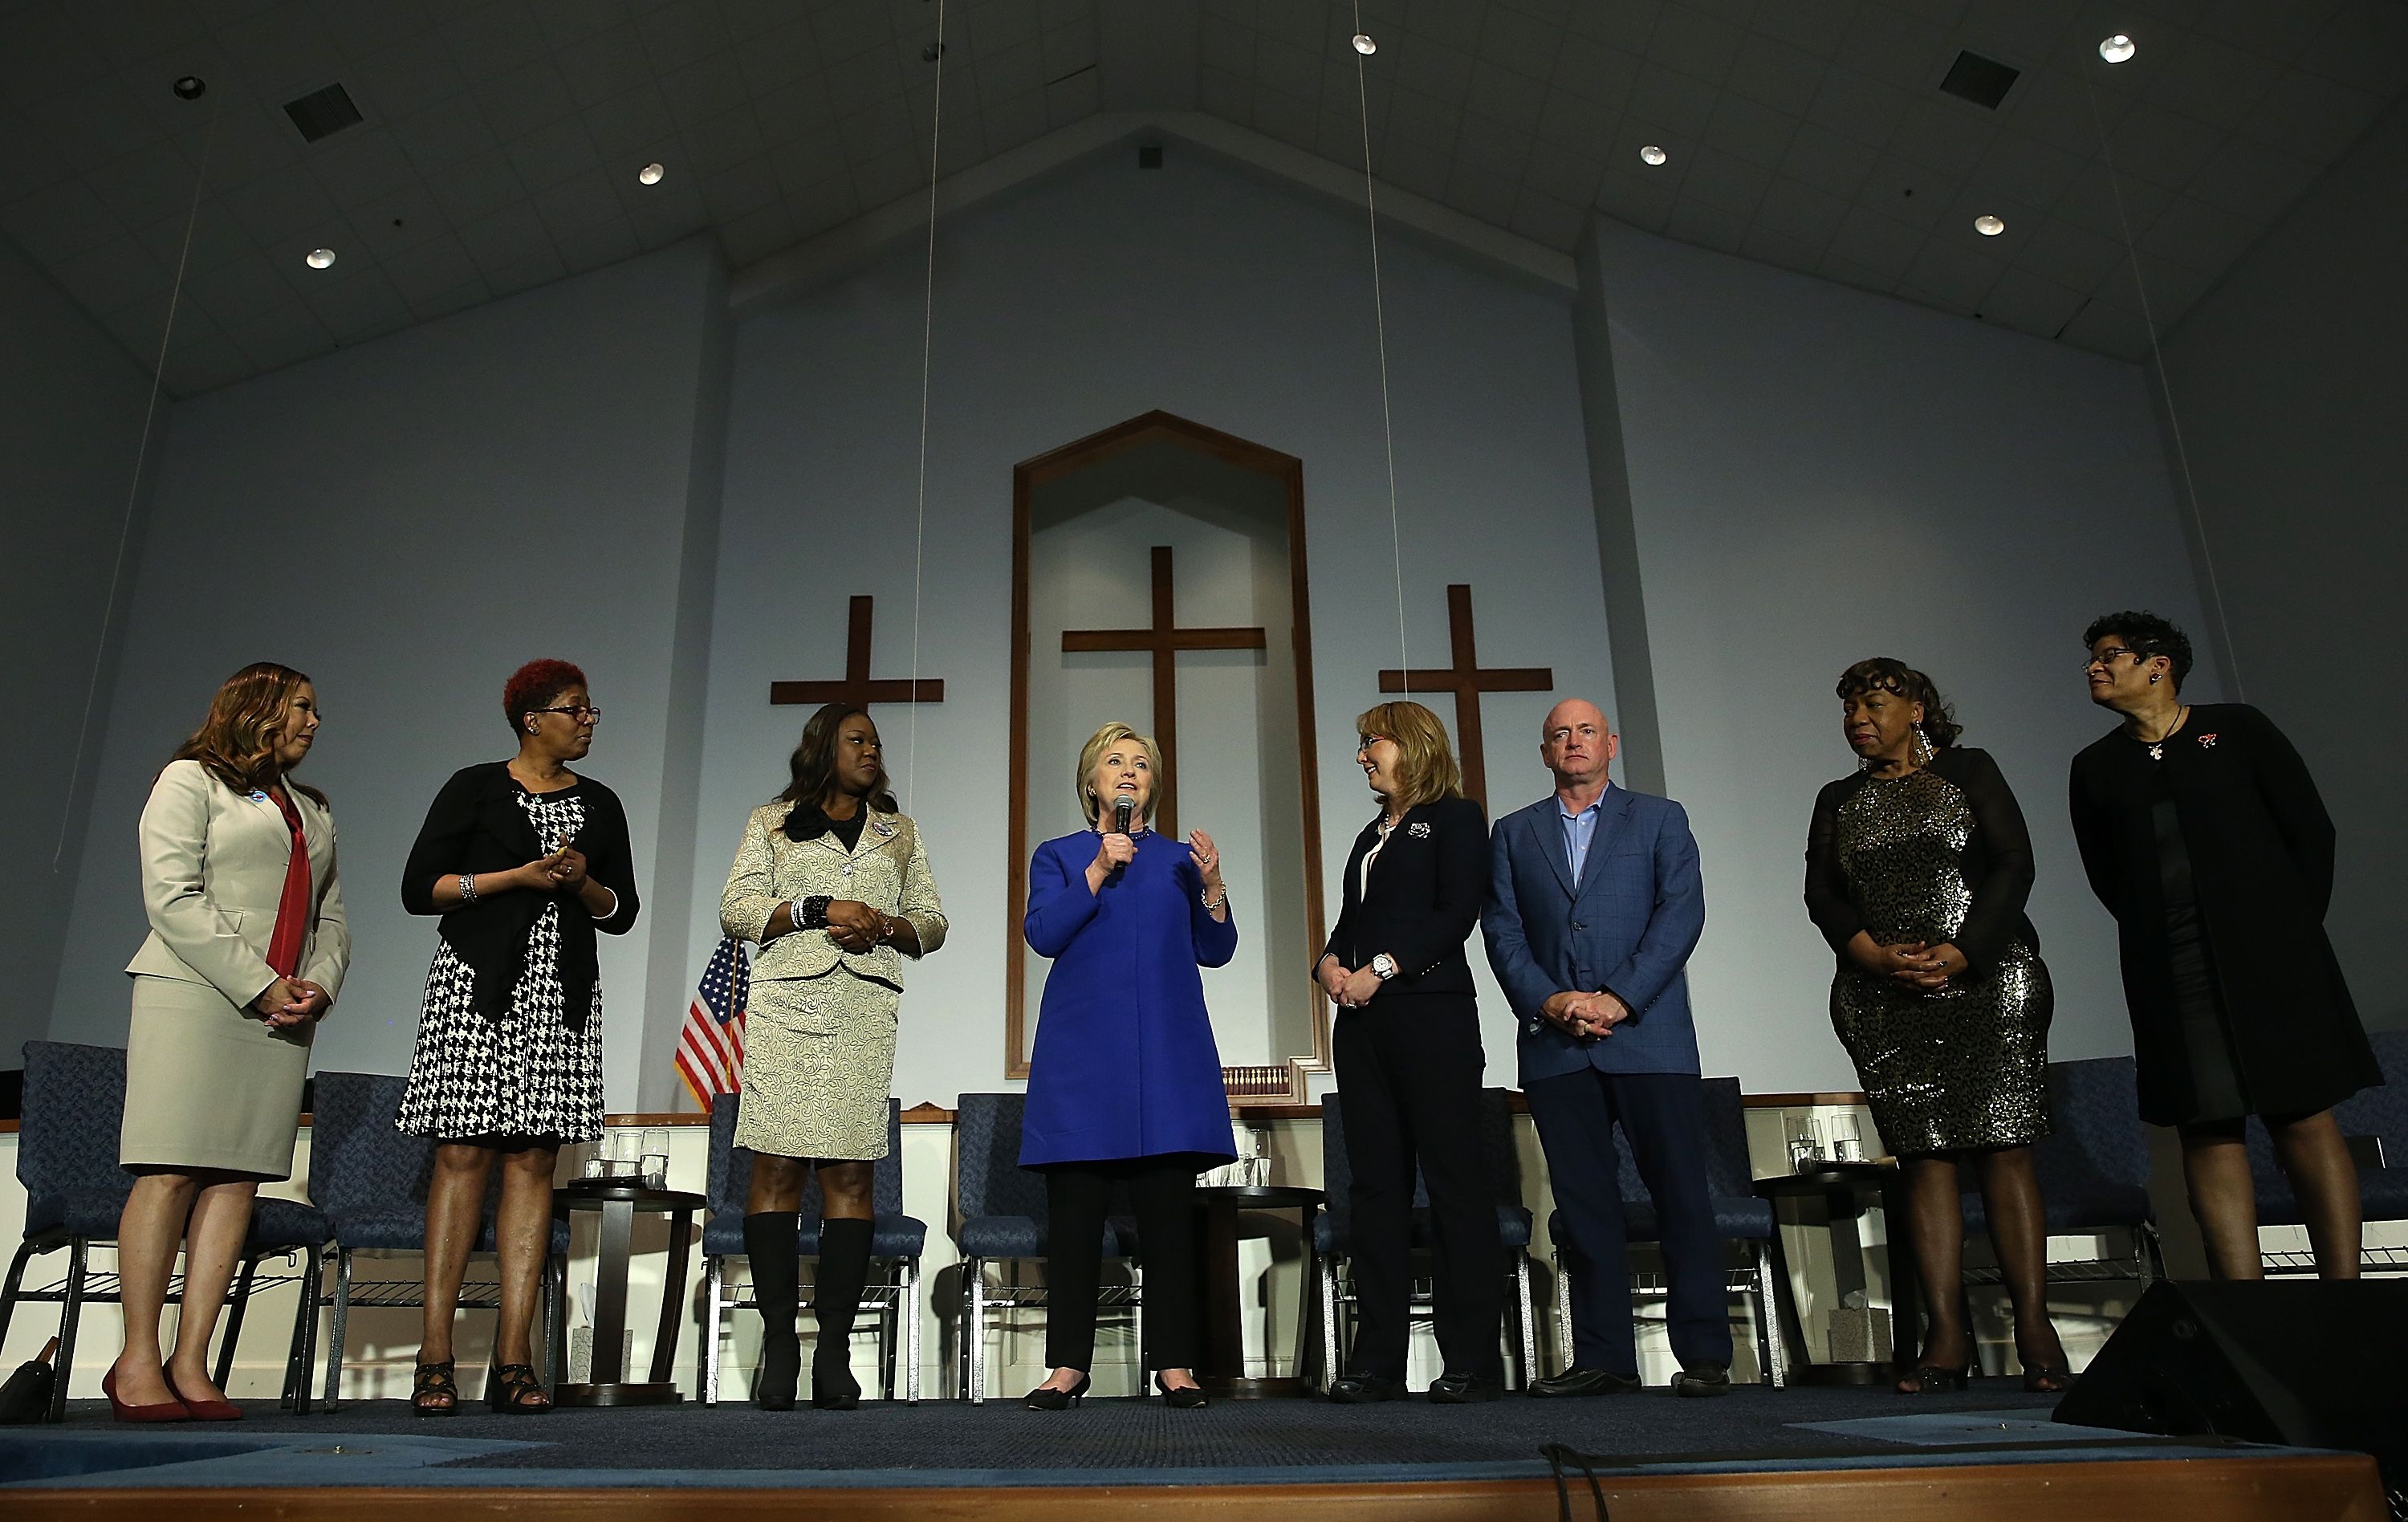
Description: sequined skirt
xmin=1832 ymin=941 xmax=2052 ymax=1156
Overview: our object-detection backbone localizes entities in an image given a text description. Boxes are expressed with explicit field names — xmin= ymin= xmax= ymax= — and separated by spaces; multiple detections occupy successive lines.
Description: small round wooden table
xmin=1754 ymin=1161 xmax=1921 ymax=1386
xmin=1194 ymin=1184 xmax=1324 ymax=1399
xmin=547 ymin=1181 xmax=707 ymax=1406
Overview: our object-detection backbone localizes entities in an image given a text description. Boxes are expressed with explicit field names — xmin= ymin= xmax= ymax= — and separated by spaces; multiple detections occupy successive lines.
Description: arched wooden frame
xmin=1006 ymin=411 xmax=1331 ymax=1101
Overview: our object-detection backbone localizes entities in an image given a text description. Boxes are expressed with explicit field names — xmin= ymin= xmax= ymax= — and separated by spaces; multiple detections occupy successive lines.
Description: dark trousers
xmin=1526 ymin=1067 xmax=1731 ymax=1376
xmin=1333 ymin=995 xmax=1503 ymax=1381
xmin=1043 ymin=1157 xmax=1200 ymax=1373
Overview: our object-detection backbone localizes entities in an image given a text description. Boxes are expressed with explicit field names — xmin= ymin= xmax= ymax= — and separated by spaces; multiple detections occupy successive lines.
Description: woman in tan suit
xmin=109 ymin=662 xmax=348 ymax=1422
xmin=718 ymin=702 xmax=946 ymax=1409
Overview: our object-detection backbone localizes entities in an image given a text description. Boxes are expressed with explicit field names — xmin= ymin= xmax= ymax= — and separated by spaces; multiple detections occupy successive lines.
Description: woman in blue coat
xmin=1020 ymin=721 xmax=1235 ymax=1410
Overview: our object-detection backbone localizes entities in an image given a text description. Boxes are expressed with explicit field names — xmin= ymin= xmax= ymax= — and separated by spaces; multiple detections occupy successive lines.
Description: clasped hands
xmin=1316 ymin=953 xmax=1393 ymax=1009
xmin=253 ymin=975 xmax=331 ymax=1030
xmin=514 ymin=837 xmax=589 ymax=893
xmin=1542 ymin=988 xmax=1630 ymax=1040
xmin=824 ymin=900 xmax=889 ymax=954
xmin=1849 ymin=934 xmax=1968 ymax=991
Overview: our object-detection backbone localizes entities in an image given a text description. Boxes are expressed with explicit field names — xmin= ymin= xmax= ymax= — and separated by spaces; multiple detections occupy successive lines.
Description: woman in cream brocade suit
xmin=716 ymin=703 xmax=945 ymax=1409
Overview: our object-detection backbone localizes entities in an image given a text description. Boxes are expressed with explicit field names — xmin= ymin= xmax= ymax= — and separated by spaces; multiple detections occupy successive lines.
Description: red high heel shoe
xmin=103 ymin=1366 xmax=191 ymax=1423
xmin=165 ymin=1369 xmax=242 ymax=1421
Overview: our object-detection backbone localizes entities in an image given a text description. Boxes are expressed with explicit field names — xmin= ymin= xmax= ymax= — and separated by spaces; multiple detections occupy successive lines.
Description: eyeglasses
xmin=531 ymin=705 xmax=603 ymax=721
xmin=2082 ymin=649 xmax=2141 ymax=673
xmin=1356 ymin=735 xmax=1388 ymax=750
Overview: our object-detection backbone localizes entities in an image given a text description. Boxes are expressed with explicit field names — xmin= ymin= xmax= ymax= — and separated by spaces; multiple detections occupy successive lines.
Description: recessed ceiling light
xmin=1974 ymin=214 xmax=2006 ymax=236
xmin=638 ymin=162 xmax=665 ymax=185
xmin=2099 ymin=34 xmax=2135 ymax=63
xmin=304 ymin=247 xmax=336 ymax=269
xmin=1352 ymin=34 xmax=1377 ymax=55
xmin=1640 ymin=144 xmax=1667 ymax=165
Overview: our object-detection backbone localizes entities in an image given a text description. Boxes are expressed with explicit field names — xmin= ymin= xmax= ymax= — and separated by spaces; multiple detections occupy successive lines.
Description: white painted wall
xmin=0 ymin=231 xmax=161 ymax=1064
xmin=47 ymin=238 xmax=732 ymax=1107
xmin=1584 ymin=217 xmax=2211 ymax=1092
xmin=693 ymin=150 xmax=1611 ymax=1109
xmin=2154 ymin=100 xmax=2408 ymax=1036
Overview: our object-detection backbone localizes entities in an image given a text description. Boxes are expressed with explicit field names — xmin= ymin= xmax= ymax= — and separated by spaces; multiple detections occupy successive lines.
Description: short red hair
xmin=504 ymin=659 xmax=588 ymax=735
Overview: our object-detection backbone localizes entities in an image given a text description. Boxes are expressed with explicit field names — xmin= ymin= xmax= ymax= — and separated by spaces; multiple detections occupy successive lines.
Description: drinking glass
xmin=641 ymin=1128 xmax=670 ymax=1189
xmin=1831 ymin=1113 xmax=1865 ymax=1163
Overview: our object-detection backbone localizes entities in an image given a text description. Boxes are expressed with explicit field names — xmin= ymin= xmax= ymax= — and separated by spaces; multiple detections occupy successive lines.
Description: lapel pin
xmin=2197 ymin=733 xmax=2218 ymax=748
xmin=1407 ymin=821 xmax=1431 ymax=839
xmin=872 ymin=819 xmax=897 ymax=838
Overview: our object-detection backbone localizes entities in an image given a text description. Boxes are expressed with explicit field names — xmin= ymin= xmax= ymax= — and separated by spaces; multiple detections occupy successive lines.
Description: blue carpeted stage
xmin=1 ymin=1383 xmax=2389 ymax=1520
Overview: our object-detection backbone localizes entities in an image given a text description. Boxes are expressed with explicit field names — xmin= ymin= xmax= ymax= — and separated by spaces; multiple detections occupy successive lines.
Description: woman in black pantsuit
xmin=2069 ymin=612 xmax=2378 ymax=1280
xmin=1314 ymin=701 xmax=1501 ymax=1403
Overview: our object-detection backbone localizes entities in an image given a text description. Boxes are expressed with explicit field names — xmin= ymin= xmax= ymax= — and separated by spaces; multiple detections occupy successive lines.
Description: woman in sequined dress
xmin=1804 ymin=658 xmax=2070 ymax=1394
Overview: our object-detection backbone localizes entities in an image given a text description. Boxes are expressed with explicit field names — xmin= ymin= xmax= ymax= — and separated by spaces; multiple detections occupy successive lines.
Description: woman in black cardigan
xmin=1313 ymin=700 xmax=1500 ymax=1404
xmin=2070 ymin=612 xmax=2376 ymax=1280
xmin=396 ymin=659 xmax=641 ymax=1414
xmin=1805 ymin=659 xmax=2068 ymax=1393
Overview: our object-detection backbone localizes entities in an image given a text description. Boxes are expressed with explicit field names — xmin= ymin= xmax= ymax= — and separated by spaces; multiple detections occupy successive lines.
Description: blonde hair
xmin=1354 ymin=700 xmax=1462 ymax=810
xmin=1076 ymin=722 xmax=1165 ymax=827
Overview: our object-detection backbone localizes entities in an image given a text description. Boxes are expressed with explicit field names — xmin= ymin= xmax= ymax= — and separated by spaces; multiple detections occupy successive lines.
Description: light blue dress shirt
xmin=1558 ymin=786 xmax=1608 ymax=884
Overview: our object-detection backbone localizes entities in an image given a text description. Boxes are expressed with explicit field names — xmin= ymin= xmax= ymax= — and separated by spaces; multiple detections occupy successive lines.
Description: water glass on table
xmin=641 ymin=1128 xmax=670 ymax=1190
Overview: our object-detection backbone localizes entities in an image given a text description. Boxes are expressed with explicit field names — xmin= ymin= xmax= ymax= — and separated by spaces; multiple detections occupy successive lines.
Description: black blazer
xmin=2068 ymin=702 xmax=2374 ymax=1123
xmin=1319 ymin=795 xmax=1488 ymax=999
xmin=401 ymin=762 xmax=641 ymax=1027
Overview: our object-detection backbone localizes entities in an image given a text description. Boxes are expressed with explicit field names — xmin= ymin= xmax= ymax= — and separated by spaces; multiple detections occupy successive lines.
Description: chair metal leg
xmin=966 ymin=1257 xmax=987 ymax=1404
xmin=322 ymin=1247 xmax=353 ymax=1410
xmin=1550 ymin=1248 xmax=1574 ymax=1377
xmin=0 ymin=1236 xmax=43 ymax=1349
xmin=283 ymin=1246 xmax=321 ymax=1413
xmin=544 ymin=1251 xmax=567 ymax=1391
xmin=213 ymin=1252 xmax=262 ymax=1391
xmin=903 ymin=1256 xmax=922 ymax=1405
xmin=1316 ymin=1254 xmax=1341 ymax=1391
xmin=1130 ymin=1261 xmax=1146 ymax=1386
xmin=702 ymin=1255 xmax=724 ymax=1407
xmin=1751 ymin=1239 xmax=1788 ymax=1389
xmin=51 ymin=1237 xmax=91 ymax=1423
xmin=1512 ymin=1253 xmax=1537 ymax=1390
xmin=876 ymin=1260 xmax=897 ymax=1402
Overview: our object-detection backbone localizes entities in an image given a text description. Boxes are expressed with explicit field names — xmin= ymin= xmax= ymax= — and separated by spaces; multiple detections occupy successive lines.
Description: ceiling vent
xmin=1938 ymin=51 xmax=2020 ymax=109
xmin=283 ymin=82 xmax=364 ymax=143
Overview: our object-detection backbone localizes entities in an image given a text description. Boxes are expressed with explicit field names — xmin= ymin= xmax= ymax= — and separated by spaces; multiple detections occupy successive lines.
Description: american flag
xmin=675 ymin=935 xmax=749 ymax=1109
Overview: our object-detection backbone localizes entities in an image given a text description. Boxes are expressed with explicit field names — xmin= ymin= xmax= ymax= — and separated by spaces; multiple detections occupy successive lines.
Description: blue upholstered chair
xmin=1312 ymin=1087 xmax=1540 ymax=1391
xmin=1958 ymin=1055 xmax=2162 ymax=1285
xmin=1540 ymin=1076 xmax=1787 ymax=1386
xmin=1 ymin=1041 xmax=327 ymax=1421
xmin=2246 ymin=1028 xmax=2407 ymax=1275
xmin=304 ymin=1069 xmax=569 ymax=1408
xmin=950 ymin=1092 xmax=1135 ymax=1402
xmin=699 ymin=1093 xmax=927 ymax=1404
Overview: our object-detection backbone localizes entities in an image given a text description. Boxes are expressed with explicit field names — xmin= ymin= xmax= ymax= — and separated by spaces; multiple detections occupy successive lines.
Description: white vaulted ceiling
xmin=2 ymin=0 xmax=2402 ymax=396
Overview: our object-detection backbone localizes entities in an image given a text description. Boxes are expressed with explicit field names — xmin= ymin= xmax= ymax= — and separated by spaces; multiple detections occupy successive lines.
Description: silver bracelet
xmin=458 ymin=873 xmax=478 ymax=905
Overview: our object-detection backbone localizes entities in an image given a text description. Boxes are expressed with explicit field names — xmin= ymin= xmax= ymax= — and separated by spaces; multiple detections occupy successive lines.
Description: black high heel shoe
xmin=486 ymin=1361 xmax=552 ymax=1414
xmin=1024 ymin=1373 xmax=1091 ymax=1410
xmin=1155 ymin=1373 xmax=1208 ymax=1409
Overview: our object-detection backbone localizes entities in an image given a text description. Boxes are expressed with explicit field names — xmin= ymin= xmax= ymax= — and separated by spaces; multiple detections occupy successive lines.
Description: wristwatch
xmin=1370 ymin=953 xmax=1398 ymax=982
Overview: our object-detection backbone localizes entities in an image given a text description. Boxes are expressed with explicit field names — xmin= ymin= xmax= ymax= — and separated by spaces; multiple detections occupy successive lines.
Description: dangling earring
xmin=1910 ymin=726 xmax=1935 ymax=766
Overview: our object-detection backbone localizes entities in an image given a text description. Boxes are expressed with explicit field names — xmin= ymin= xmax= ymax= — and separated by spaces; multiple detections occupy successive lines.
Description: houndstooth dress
xmin=397 ymin=789 xmax=605 ymax=1143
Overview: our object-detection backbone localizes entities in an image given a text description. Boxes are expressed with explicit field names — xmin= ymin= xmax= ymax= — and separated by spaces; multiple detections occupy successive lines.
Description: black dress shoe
xmin=1023 ymin=1373 xmax=1090 ymax=1410
xmin=1325 ymin=1373 xmax=1405 ymax=1403
xmin=1528 ymin=1366 xmax=1643 ymax=1398
xmin=1670 ymin=1362 xmax=1731 ymax=1398
xmin=1154 ymin=1373 xmax=1208 ymax=1409
xmin=1426 ymin=1371 xmax=1504 ymax=1404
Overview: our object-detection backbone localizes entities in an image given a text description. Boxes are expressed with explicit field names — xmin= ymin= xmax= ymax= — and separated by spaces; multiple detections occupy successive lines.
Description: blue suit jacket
xmin=1483 ymin=786 xmax=1706 ymax=1081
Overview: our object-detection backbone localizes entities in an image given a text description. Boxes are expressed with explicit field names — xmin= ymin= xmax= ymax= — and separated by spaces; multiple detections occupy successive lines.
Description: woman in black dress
xmin=1314 ymin=700 xmax=1501 ymax=1404
xmin=2069 ymin=612 xmax=2377 ymax=1279
xmin=397 ymin=659 xmax=641 ymax=1414
xmin=1804 ymin=659 xmax=2070 ymax=1393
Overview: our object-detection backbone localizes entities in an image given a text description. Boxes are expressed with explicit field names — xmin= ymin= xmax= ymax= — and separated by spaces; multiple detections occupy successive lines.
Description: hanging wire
xmin=1350 ymin=0 xmax=1410 ymax=686
xmin=903 ymin=0 xmax=947 ymax=811
xmin=55 ymin=96 xmax=222 ymax=868
xmin=2079 ymin=62 xmax=2243 ymax=699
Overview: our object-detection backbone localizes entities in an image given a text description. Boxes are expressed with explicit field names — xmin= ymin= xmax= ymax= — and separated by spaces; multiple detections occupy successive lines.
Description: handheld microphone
xmin=1112 ymin=795 xmax=1135 ymax=836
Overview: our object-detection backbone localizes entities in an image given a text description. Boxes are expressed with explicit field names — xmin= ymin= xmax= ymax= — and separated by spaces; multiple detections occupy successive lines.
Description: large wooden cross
xmin=770 ymin=595 xmax=946 ymax=711
xmin=1060 ymin=544 xmax=1266 ymax=837
xmin=1379 ymin=583 xmax=1552 ymax=813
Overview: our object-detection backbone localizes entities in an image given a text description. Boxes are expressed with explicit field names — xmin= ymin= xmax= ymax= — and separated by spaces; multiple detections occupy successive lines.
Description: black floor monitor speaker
xmin=2056 ymin=1280 xmax=2407 ymax=1491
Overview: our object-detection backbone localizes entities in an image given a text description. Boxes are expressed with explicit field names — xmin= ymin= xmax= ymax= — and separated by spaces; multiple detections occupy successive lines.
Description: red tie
xmin=265 ymin=788 xmax=313 ymax=979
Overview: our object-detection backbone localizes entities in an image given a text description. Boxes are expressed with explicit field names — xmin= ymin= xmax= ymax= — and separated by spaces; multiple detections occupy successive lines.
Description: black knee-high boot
xmin=744 ymin=1212 xmax=802 ymax=1410
xmin=811 ymin=1218 xmax=874 ymax=1410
